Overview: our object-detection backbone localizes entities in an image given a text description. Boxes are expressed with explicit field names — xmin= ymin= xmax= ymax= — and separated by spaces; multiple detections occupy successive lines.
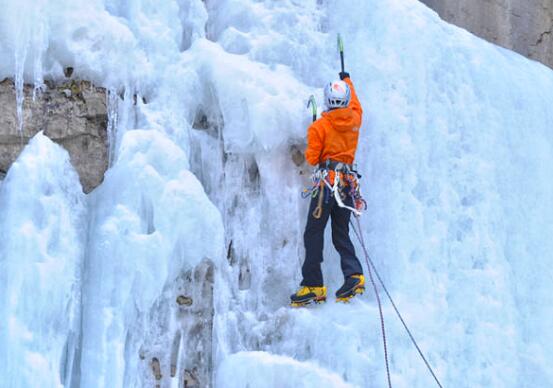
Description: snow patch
xmin=217 ymin=351 xmax=354 ymax=388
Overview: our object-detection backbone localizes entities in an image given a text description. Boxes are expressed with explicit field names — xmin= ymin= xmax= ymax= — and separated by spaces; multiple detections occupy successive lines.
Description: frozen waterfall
xmin=1 ymin=0 xmax=553 ymax=387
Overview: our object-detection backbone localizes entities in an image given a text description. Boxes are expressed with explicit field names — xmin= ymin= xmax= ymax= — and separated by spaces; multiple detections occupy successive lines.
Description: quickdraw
xmin=312 ymin=182 xmax=324 ymax=219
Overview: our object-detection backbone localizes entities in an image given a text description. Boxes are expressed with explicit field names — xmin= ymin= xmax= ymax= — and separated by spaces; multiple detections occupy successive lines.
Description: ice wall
xmin=1 ymin=0 xmax=553 ymax=387
xmin=195 ymin=1 xmax=553 ymax=387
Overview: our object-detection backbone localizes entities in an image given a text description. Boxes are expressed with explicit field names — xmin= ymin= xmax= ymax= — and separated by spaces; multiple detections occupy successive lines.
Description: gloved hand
xmin=339 ymin=71 xmax=350 ymax=80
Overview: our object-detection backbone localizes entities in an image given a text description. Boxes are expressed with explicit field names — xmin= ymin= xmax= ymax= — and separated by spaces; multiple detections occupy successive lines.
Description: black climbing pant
xmin=301 ymin=186 xmax=363 ymax=287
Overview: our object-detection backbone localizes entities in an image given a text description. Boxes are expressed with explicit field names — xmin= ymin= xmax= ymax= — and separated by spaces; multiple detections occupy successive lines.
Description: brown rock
xmin=184 ymin=369 xmax=199 ymax=387
xmin=137 ymin=259 xmax=215 ymax=388
xmin=421 ymin=0 xmax=553 ymax=69
xmin=0 ymin=78 xmax=108 ymax=193
xmin=290 ymin=143 xmax=305 ymax=167
xmin=151 ymin=357 xmax=162 ymax=380
xmin=176 ymin=295 xmax=193 ymax=306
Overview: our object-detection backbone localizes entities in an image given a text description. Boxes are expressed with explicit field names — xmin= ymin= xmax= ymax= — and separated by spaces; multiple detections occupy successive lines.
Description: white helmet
xmin=324 ymin=80 xmax=351 ymax=109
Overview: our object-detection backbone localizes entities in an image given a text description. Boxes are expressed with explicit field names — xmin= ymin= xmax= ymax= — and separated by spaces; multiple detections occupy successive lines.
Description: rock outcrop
xmin=0 ymin=78 xmax=108 ymax=193
xmin=421 ymin=0 xmax=553 ymax=69
xmin=140 ymin=259 xmax=215 ymax=388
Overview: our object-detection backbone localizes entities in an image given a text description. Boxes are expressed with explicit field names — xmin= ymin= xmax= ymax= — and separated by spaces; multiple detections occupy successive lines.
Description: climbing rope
xmin=350 ymin=217 xmax=392 ymax=388
xmin=350 ymin=216 xmax=445 ymax=388
xmin=327 ymin=171 xmax=362 ymax=216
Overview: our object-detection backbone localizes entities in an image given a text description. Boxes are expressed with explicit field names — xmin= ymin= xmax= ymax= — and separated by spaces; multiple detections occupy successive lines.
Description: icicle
xmin=31 ymin=16 xmax=47 ymax=101
xmin=12 ymin=0 xmax=48 ymax=133
xmin=106 ymin=84 xmax=137 ymax=165
xmin=107 ymin=89 xmax=120 ymax=166
xmin=14 ymin=42 xmax=28 ymax=135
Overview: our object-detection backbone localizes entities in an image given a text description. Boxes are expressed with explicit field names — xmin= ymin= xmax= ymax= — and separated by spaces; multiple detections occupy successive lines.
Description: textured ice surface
xmin=0 ymin=133 xmax=86 ymax=388
xmin=0 ymin=0 xmax=553 ymax=387
xmin=217 ymin=351 xmax=354 ymax=388
xmin=80 ymin=130 xmax=223 ymax=387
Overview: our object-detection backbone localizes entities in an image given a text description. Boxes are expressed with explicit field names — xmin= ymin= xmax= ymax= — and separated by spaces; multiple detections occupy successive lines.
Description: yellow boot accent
xmin=290 ymin=286 xmax=327 ymax=307
xmin=336 ymin=274 xmax=365 ymax=303
xmin=352 ymin=274 xmax=365 ymax=287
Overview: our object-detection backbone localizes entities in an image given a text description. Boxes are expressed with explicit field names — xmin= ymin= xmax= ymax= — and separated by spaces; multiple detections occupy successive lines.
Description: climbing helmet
xmin=324 ymin=80 xmax=351 ymax=109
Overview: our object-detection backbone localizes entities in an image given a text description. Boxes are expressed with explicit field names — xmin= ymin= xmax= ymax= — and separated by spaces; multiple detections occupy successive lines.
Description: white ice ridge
xmin=0 ymin=133 xmax=86 ymax=388
xmin=0 ymin=0 xmax=553 ymax=387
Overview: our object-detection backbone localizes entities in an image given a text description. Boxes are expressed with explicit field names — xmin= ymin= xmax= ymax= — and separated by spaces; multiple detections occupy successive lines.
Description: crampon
xmin=290 ymin=297 xmax=327 ymax=308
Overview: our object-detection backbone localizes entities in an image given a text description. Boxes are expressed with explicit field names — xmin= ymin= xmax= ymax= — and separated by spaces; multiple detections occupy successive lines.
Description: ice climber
xmin=291 ymin=71 xmax=365 ymax=307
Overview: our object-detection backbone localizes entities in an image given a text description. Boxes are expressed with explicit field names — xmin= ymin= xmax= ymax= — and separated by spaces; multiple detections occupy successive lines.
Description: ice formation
xmin=1 ymin=0 xmax=553 ymax=387
xmin=0 ymin=133 xmax=86 ymax=387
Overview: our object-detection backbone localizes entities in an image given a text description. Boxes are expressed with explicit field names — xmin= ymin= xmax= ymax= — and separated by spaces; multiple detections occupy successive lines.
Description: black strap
xmin=318 ymin=159 xmax=352 ymax=171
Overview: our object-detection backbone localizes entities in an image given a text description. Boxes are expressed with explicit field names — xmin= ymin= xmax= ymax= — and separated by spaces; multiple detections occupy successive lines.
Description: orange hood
xmin=304 ymin=77 xmax=363 ymax=166
xmin=322 ymin=107 xmax=360 ymax=132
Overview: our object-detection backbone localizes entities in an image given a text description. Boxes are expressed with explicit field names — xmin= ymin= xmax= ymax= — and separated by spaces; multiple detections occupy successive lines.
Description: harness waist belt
xmin=318 ymin=160 xmax=353 ymax=171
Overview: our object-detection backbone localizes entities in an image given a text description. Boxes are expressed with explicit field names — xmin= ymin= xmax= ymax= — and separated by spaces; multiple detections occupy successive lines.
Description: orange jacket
xmin=305 ymin=77 xmax=363 ymax=166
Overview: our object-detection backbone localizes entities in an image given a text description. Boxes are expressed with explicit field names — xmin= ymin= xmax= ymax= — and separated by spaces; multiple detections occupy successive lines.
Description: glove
xmin=339 ymin=71 xmax=350 ymax=80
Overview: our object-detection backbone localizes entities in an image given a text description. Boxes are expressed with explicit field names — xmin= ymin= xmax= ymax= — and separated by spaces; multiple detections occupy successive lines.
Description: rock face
xmin=0 ymin=78 xmax=108 ymax=193
xmin=140 ymin=259 xmax=215 ymax=388
xmin=421 ymin=0 xmax=553 ymax=68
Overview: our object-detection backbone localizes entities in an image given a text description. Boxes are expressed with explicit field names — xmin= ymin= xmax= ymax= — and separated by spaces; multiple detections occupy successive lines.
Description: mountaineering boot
xmin=336 ymin=274 xmax=365 ymax=302
xmin=290 ymin=286 xmax=327 ymax=307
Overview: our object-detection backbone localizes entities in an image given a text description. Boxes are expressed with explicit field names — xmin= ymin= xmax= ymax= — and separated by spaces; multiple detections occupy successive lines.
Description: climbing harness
xmin=303 ymin=160 xmax=366 ymax=220
xmin=350 ymin=216 xmax=445 ymax=388
xmin=326 ymin=165 xmax=362 ymax=216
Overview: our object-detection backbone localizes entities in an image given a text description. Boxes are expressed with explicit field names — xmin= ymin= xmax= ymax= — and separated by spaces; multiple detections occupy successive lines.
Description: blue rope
xmin=351 ymin=218 xmax=392 ymax=388
xmin=351 ymin=217 xmax=444 ymax=388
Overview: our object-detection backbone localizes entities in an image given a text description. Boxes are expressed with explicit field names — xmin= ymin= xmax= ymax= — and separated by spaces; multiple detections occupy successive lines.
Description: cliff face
xmin=0 ymin=78 xmax=108 ymax=193
xmin=421 ymin=0 xmax=553 ymax=68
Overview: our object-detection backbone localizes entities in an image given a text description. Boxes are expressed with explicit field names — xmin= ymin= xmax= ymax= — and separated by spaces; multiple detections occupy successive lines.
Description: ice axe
xmin=307 ymin=95 xmax=317 ymax=122
xmin=337 ymin=33 xmax=345 ymax=74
